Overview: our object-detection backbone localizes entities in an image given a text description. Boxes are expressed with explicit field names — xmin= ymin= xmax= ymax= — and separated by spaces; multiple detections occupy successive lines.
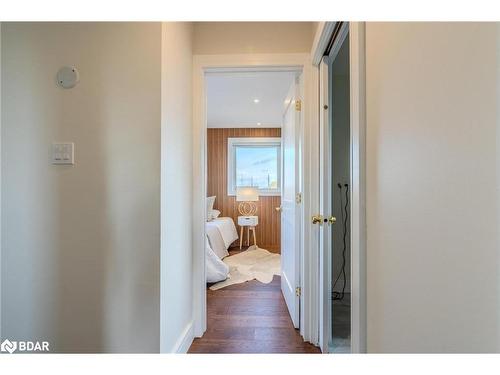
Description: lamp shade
xmin=236 ymin=186 xmax=259 ymax=202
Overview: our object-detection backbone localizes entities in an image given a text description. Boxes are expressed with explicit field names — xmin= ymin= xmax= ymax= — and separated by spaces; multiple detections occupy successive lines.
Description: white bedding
xmin=209 ymin=217 xmax=239 ymax=249
xmin=205 ymin=222 xmax=228 ymax=259
xmin=205 ymin=217 xmax=238 ymax=283
xmin=205 ymin=238 xmax=229 ymax=283
xmin=205 ymin=217 xmax=238 ymax=259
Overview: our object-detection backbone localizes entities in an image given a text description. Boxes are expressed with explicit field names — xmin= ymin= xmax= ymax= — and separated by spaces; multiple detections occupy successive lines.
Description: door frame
xmin=349 ymin=22 xmax=367 ymax=354
xmin=192 ymin=53 xmax=320 ymax=344
xmin=313 ymin=22 xmax=367 ymax=353
xmin=318 ymin=57 xmax=331 ymax=353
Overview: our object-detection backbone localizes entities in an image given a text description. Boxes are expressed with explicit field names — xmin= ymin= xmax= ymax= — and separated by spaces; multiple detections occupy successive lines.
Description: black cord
xmin=332 ymin=183 xmax=349 ymax=301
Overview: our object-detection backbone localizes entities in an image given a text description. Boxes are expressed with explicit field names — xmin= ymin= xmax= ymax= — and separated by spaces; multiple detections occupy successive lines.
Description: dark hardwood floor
xmin=188 ymin=249 xmax=320 ymax=354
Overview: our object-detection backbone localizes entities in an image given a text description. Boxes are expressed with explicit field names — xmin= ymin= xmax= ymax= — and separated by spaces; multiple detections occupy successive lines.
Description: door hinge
xmin=295 ymin=287 xmax=301 ymax=297
xmin=295 ymin=192 xmax=302 ymax=204
xmin=295 ymin=100 xmax=302 ymax=111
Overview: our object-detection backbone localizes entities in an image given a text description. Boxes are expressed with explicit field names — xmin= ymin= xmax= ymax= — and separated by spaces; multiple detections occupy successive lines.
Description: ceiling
xmin=206 ymin=71 xmax=296 ymax=128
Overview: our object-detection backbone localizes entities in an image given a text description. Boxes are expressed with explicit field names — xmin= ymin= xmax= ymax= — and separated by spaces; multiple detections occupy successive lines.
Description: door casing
xmin=315 ymin=22 xmax=367 ymax=353
xmin=192 ymin=53 xmax=320 ymax=345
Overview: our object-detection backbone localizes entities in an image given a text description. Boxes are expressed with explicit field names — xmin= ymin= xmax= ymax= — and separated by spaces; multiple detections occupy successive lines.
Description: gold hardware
xmin=312 ymin=215 xmax=323 ymax=225
xmin=275 ymin=206 xmax=282 ymax=212
xmin=295 ymin=287 xmax=301 ymax=297
xmin=295 ymin=100 xmax=302 ymax=111
xmin=327 ymin=216 xmax=337 ymax=225
xmin=295 ymin=192 xmax=302 ymax=204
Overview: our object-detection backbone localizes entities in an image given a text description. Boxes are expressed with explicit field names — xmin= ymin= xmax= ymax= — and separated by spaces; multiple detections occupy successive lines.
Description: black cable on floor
xmin=332 ymin=183 xmax=349 ymax=301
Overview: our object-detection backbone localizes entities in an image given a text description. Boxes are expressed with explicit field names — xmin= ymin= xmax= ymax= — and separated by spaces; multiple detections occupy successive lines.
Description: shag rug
xmin=209 ymin=246 xmax=281 ymax=290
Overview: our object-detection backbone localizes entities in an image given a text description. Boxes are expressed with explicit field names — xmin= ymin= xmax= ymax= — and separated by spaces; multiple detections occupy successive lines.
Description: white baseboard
xmin=172 ymin=321 xmax=194 ymax=353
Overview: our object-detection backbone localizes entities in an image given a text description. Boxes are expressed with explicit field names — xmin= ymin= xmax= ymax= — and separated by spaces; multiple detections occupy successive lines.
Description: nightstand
xmin=238 ymin=215 xmax=259 ymax=249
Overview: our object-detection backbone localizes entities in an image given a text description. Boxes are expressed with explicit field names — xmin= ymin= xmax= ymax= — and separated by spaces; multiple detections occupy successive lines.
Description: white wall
xmin=160 ymin=22 xmax=194 ymax=353
xmin=193 ymin=22 xmax=314 ymax=55
xmin=365 ymin=22 xmax=499 ymax=352
xmin=1 ymin=22 xmax=161 ymax=352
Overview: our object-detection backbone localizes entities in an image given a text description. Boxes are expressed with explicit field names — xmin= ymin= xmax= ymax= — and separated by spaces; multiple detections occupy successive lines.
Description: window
xmin=227 ymin=137 xmax=281 ymax=196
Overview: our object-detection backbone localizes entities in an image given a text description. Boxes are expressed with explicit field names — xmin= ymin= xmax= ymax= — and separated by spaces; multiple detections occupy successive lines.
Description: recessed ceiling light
xmin=253 ymin=99 xmax=260 ymax=103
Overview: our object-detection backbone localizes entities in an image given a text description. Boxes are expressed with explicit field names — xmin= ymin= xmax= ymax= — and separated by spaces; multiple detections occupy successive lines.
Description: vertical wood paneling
xmin=207 ymin=128 xmax=281 ymax=251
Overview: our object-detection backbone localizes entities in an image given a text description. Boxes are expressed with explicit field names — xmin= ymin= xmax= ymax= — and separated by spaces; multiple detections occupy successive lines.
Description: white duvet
xmin=205 ymin=217 xmax=239 ymax=259
xmin=205 ymin=217 xmax=239 ymax=283
xmin=208 ymin=217 xmax=239 ymax=249
xmin=205 ymin=222 xmax=229 ymax=259
xmin=206 ymin=238 xmax=229 ymax=283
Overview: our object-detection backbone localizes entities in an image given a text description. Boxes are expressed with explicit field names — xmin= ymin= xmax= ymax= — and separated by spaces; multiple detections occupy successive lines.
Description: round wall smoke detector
xmin=56 ymin=66 xmax=79 ymax=89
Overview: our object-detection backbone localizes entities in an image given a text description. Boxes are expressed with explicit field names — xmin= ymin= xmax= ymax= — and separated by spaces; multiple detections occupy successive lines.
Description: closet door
xmin=320 ymin=24 xmax=352 ymax=353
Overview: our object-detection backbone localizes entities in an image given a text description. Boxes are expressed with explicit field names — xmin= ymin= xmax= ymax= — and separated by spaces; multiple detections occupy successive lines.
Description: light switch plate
xmin=52 ymin=143 xmax=74 ymax=165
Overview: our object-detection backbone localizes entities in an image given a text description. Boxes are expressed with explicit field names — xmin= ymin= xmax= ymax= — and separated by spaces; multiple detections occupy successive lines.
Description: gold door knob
xmin=312 ymin=215 xmax=324 ymax=225
xmin=275 ymin=206 xmax=282 ymax=212
xmin=327 ymin=216 xmax=337 ymax=225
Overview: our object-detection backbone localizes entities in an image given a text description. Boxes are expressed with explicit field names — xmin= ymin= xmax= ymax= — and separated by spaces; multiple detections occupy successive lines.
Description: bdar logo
xmin=1 ymin=339 xmax=17 ymax=354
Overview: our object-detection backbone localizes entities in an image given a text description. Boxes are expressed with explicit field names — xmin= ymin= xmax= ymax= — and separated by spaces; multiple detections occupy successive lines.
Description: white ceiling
xmin=206 ymin=71 xmax=296 ymax=128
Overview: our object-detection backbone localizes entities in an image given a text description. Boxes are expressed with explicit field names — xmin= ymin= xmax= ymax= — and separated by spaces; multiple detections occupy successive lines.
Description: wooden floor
xmin=188 ymin=251 xmax=320 ymax=354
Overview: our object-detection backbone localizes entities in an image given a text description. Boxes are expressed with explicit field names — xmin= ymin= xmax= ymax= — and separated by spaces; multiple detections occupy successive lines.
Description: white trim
xmin=206 ymin=66 xmax=302 ymax=74
xmin=192 ymin=53 xmax=319 ymax=345
xmin=172 ymin=322 xmax=194 ymax=353
xmin=349 ymin=22 xmax=367 ymax=354
xmin=318 ymin=58 xmax=330 ymax=353
xmin=300 ymin=55 xmax=320 ymax=345
xmin=227 ymin=137 xmax=282 ymax=196
xmin=329 ymin=23 xmax=349 ymax=62
xmin=316 ymin=21 xmax=367 ymax=354
xmin=311 ymin=22 xmax=338 ymax=67
xmin=323 ymin=22 xmax=351 ymax=354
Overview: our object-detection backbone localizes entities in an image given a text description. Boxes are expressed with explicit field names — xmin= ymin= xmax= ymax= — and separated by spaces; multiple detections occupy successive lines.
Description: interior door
xmin=280 ymin=76 xmax=301 ymax=328
xmin=319 ymin=24 xmax=351 ymax=353
xmin=319 ymin=58 xmax=331 ymax=352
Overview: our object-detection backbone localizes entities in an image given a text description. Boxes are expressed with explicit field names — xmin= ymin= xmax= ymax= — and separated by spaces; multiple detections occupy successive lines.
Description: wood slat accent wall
xmin=207 ymin=128 xmax=281 ymax=251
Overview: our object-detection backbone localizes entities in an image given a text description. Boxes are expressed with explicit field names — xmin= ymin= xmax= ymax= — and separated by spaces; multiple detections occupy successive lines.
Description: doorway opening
xmin=317 ymin=22 xmax=366 ymax=354
xmin=190 ymin=64 xmax=319 ymax=353
xmin=327 ymin=28 xmax=351 ymax=353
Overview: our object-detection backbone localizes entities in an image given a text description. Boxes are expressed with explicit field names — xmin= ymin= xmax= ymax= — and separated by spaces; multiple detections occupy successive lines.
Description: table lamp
xmin=236 ymin=187 xmax=259 ymax=216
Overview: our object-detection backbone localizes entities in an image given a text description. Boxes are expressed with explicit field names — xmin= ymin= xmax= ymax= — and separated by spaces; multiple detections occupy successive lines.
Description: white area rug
xmin=209 ymin=246 xmax=281 ymax=290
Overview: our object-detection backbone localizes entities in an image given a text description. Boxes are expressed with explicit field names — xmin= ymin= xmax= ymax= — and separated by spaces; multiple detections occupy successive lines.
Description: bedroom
xmin=189 ymin=70 xmax=317 ymax=353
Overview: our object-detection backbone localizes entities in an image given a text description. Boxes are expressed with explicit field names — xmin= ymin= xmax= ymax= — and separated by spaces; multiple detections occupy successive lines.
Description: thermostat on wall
xmin=56 ymin=66 xmax=79 ymax=89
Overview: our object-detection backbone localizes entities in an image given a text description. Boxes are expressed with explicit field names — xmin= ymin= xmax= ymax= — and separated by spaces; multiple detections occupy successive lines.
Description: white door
xmin=319 ymin=24 xmax=351 ymax=353
xmin=280 ymin=76 xmax=302 ymax=328
xmin=319 ymin=58 xmax=331 ymax=352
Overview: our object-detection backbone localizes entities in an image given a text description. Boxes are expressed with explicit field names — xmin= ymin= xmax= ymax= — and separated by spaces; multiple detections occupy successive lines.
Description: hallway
xmin=188 ymin=275 xmax=320 ymax=353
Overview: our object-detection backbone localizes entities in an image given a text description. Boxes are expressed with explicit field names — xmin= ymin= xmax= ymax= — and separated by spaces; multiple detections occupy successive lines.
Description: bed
xmin=205 ymin=217 xmax=239 ymax=283
xmin=206 ymin=217 xmax=238 ymax=258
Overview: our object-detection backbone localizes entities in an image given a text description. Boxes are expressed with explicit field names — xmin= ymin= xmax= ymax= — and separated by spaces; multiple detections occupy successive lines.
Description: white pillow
xmin=206 ymin=196 xmax=216 ymax=221
xmin=211 ymin=209 xmax=221 ymax=220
